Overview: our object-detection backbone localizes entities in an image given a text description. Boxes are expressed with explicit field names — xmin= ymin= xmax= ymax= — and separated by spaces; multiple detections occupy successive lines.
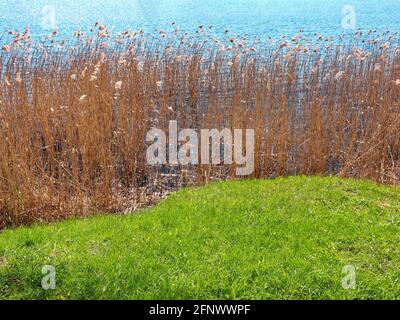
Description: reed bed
xmin=0 ymin=25 xmax=399 ymax=228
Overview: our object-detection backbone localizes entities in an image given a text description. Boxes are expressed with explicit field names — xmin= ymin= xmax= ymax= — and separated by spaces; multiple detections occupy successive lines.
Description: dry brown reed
xmin=0 ymin=26 xmax=399 ymax=228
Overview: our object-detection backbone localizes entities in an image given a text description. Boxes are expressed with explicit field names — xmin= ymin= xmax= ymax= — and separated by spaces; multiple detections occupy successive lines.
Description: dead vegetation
xmin=0 ymin=25 xmax=399 ymax=228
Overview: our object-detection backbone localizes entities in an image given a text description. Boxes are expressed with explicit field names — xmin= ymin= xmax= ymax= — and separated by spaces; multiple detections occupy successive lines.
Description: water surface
xmin=1 ymin=0 xmax=399 ymax=40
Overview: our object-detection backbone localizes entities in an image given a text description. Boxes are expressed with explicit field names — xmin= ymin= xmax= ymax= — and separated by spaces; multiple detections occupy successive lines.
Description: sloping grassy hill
xmin=0 ymin=176 xmax=399 ymax=300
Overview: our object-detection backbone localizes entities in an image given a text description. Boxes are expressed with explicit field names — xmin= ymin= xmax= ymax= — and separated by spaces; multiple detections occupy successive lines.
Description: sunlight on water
xmin=1 ymin=0 xmax=399 ymax=39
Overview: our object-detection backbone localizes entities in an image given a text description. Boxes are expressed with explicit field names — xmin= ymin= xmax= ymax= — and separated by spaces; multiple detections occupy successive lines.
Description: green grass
xmin=0 ymin=176 xmax=400 ymax=300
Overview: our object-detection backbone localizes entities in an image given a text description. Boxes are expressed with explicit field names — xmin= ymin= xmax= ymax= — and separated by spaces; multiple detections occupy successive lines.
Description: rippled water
xmin=1 ymin=0 xmax=399 ymax=40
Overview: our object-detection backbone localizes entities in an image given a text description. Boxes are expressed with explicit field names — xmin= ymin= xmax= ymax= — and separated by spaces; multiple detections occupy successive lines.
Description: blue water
xmin=1 ymin=0 xmax=399 ymax=40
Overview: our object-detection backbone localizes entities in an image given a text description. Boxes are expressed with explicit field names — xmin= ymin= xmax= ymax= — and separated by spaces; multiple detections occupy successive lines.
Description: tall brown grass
xmin=0 ymin=26 xmax=399 ymax=228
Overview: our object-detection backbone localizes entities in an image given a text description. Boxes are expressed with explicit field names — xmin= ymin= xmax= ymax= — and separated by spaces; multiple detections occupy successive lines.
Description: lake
xmin=1 ymin=0 xmax=399 ymax=40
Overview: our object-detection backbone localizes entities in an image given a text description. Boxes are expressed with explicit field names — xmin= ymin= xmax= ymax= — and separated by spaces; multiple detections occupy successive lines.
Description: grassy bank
xmin=0 ymin=176 xmax=399 ymax=299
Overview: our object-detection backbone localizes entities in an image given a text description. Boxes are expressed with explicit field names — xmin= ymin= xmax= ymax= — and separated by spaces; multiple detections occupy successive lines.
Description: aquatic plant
xmin=0 ymin=24 xmax=399 ymax=227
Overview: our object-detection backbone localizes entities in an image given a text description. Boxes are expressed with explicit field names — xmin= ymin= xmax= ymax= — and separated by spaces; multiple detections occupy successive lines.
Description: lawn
xmin=0 ymin=176 xmax=399 ymax=300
